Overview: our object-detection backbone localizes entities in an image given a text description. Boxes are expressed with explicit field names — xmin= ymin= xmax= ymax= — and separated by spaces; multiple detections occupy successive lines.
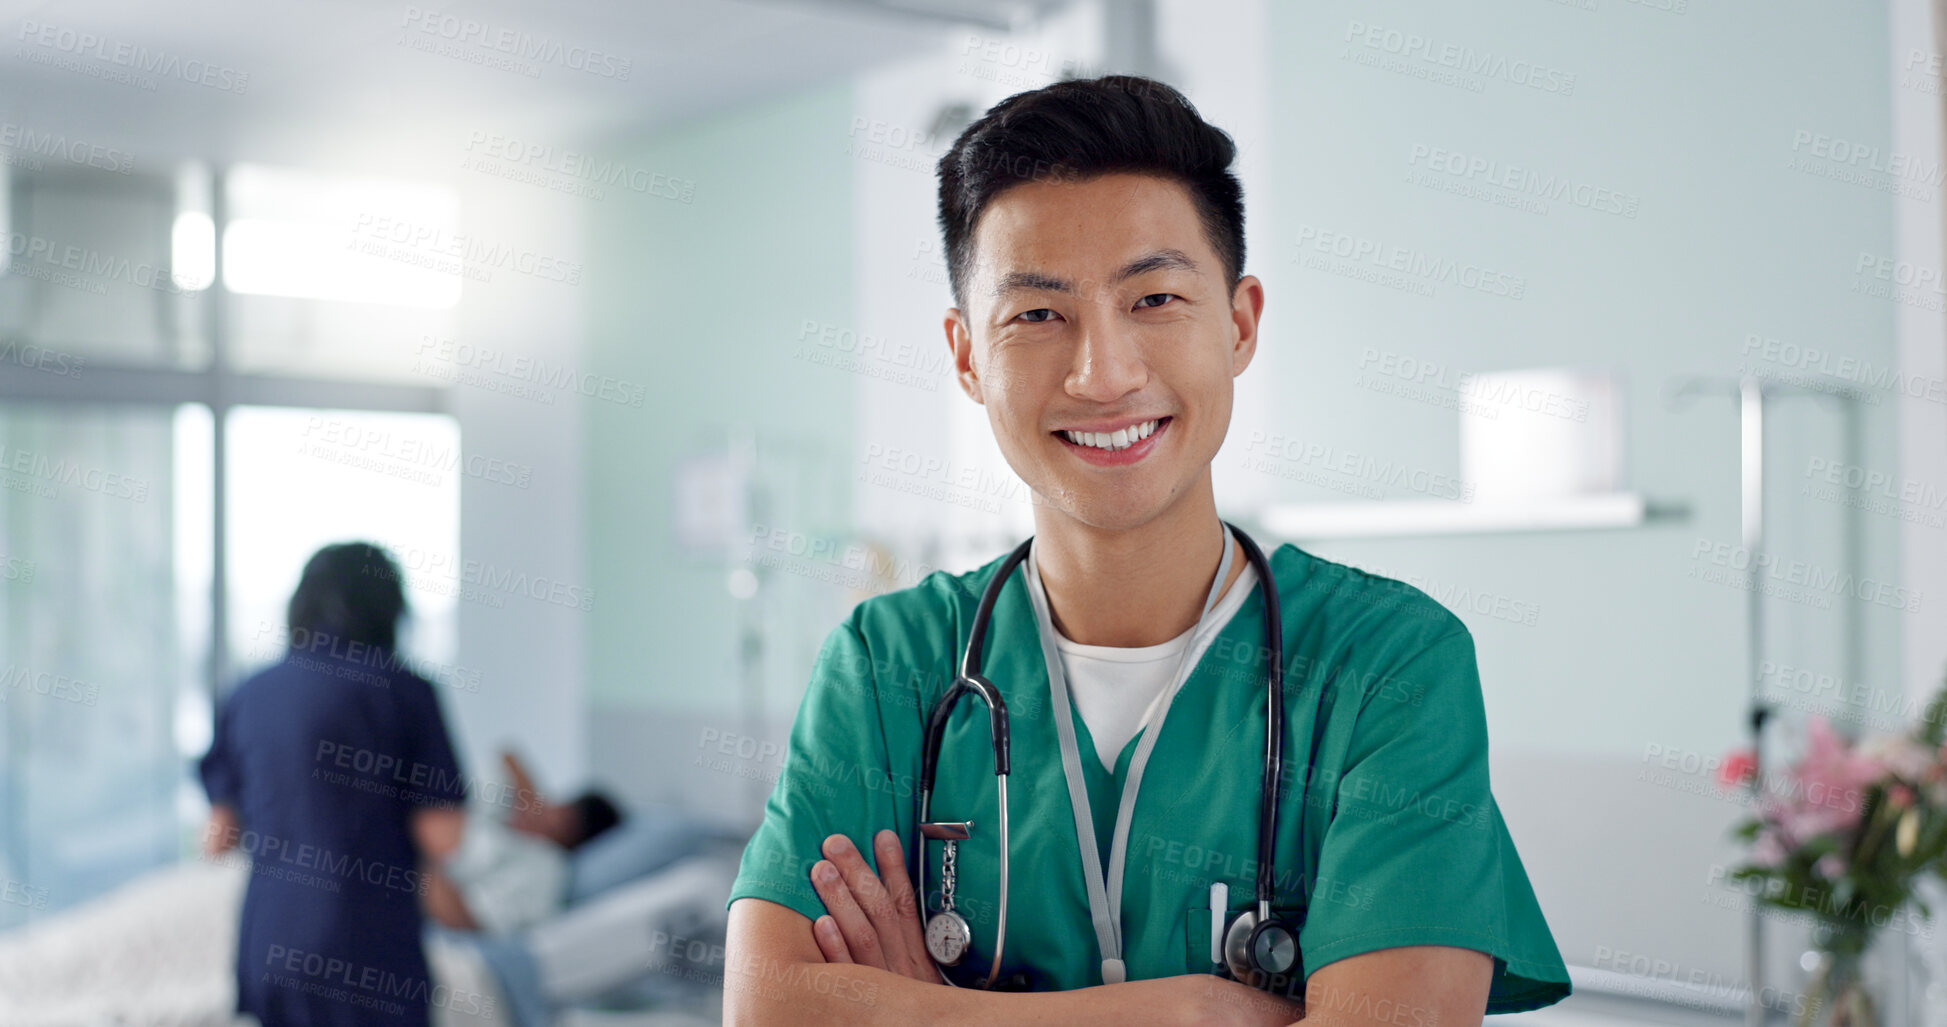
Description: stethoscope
xmin=914 ymin=521 xmax=1315 ymax=992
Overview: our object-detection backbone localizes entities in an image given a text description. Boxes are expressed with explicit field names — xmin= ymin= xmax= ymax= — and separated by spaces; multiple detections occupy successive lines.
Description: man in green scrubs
xmin=723 ymin=74 xmax=1572 ymax=1025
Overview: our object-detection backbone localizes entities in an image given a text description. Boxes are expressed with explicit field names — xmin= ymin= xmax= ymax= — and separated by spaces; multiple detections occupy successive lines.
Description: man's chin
xmin=1036 ymin=485 xmax=1177 ymax=534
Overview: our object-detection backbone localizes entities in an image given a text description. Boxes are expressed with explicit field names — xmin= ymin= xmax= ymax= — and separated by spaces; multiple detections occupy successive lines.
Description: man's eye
xmin=1016 ymin=308 xmax=1059 ymax=323
xmin=1136 ymin=293 xmax=1178 ymax=309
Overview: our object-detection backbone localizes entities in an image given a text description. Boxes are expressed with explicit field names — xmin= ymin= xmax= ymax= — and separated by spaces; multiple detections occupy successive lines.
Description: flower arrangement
xmin=1720 ymin=678 xmax=1947 ymax=1026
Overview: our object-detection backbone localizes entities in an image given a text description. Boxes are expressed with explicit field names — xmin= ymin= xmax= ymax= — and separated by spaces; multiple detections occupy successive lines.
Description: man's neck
xmin=1032 ymin=477 xmax=1243 ymax=647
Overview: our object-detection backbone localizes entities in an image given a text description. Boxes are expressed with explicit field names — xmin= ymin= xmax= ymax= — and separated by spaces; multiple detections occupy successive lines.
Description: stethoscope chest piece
xmin=1223 ymin=907 xmax=1302 ymax=989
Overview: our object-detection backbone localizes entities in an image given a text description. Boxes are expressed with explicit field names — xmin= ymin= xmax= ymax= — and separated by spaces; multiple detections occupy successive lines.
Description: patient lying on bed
xmin=423 ymin=751 xmax=624 ymax=936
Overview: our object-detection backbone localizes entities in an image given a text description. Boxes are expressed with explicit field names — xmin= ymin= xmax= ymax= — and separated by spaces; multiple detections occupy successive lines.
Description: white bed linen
xmin=0 ymin=857 xmax=505 ymax=1027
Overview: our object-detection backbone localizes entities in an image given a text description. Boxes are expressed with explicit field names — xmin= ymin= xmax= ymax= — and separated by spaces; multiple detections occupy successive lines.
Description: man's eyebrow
xmin=990 ymin=248 xmax=1202 ymax=299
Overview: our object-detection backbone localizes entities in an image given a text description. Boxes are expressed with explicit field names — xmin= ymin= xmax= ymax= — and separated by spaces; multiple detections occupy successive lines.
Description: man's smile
xmin=1051 ymin=415 xmax=1173 ymax=465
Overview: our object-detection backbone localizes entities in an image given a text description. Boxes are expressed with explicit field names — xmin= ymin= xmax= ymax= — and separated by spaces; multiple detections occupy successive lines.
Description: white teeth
xmin=1063 ymin=419 xmax=1160 ymax=451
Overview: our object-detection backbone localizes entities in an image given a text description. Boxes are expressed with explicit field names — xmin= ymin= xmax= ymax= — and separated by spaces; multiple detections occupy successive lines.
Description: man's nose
xmin=1066 ymin=321 xmax=1147 ymax=402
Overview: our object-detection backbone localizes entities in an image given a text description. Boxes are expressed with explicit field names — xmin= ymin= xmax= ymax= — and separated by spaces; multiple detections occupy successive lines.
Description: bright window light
xmin=171 ymin=211 xmax=215 ymax=291
xmin=224 ymin=406 xmax=461 ymax=677
xmin=221 ymin=163 xmax=462 ymax=309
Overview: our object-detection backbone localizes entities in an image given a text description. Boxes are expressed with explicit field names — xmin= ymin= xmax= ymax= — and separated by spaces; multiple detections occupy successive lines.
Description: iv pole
xmin=1663 ymin=373 xmax=1867 ymax=1027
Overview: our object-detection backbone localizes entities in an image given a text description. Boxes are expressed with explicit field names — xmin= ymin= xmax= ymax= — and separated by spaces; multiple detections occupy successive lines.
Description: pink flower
xmin=1719 ymin=749 xmax=1757 ymax=789
xmin=1889 ymin=784 xmax=1916 ymax=810
xmin=1861 ymin=734 xmax=1935 ymax=783
xmin=1816 ymin=853 xmax=1847 ymax=881
xmin=1779 ymin=716 xmax=1884 ymax=839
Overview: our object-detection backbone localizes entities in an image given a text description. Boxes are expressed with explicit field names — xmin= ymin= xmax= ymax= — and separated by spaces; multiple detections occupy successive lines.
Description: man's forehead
xmin=968 ymin=175 xmax=1210 ymax=289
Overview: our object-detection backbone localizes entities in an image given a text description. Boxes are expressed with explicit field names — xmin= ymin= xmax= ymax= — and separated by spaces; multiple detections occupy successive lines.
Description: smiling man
xmin=722 ymin=74 xmax=1571 ymax=1025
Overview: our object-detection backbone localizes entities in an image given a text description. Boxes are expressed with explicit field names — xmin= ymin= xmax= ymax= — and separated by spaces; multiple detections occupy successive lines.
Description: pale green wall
xmin=1254 ymin=1 xmax=1900 ymax=760
xmin=585 ymin=80 xmax=856 ymax=717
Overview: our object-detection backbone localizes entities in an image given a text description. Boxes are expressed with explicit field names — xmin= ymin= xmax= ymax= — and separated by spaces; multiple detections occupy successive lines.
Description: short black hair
xmin=286 ymin=541 xmax=407 ymax=652
xmin=568 ymin=790 xmax=623 ymax=849
xmin=936 ymin=74 xmax=1245 ymax=312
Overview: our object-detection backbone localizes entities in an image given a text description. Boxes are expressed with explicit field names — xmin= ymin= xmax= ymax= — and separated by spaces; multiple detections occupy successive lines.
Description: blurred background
xmin=1 ymin=0 xmax=1945 ymax=1024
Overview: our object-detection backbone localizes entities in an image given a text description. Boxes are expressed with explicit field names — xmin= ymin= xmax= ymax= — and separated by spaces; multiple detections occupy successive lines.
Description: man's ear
xmin=1228 ymin=274 xmax=1265 ymax=378
xmin=944 ymin=308 xmax=986 ymax=405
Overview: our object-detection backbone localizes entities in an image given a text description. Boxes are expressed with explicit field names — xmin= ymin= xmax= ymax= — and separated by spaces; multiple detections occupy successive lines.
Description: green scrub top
xmin=726 ymin=540 xmax=1572 ymax=1013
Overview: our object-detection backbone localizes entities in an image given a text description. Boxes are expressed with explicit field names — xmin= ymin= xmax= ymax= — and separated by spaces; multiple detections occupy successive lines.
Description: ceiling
xmin=0 ymin=0 xmax=1065 ymax=179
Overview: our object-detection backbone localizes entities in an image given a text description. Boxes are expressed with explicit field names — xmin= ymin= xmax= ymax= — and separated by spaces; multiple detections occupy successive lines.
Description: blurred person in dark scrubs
xmin=200 ymin=541 xmax=468 ymax=1027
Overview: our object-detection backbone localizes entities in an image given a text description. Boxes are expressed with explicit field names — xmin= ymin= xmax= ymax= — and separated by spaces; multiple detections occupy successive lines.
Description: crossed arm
xmin=722 ymin=829 xmax=1493 ymax=1026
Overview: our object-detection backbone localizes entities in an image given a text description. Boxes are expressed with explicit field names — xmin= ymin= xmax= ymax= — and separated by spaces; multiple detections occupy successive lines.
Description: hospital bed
xmin=0 ymin=818 xmax=743 ymax=1027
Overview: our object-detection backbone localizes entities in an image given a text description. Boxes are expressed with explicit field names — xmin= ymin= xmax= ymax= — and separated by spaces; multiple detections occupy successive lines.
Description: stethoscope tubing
xmin=917 ymin=522 xmax=1293 ymax=989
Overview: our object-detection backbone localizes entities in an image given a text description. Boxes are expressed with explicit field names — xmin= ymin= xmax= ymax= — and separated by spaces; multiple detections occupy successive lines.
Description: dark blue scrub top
xmin=200 ymin=645 xmax=467 ymax=1027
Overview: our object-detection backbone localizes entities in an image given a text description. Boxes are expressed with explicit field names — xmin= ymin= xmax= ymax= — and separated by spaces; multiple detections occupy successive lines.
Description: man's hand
xmin=202 ymin=803 xmax=240 ymax=857
xmin=808 ymin=829 xmax=945 ymax=985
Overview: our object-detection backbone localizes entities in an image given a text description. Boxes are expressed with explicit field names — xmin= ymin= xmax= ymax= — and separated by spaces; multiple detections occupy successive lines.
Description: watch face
xmin=925 ymin=911 xmax=971 ymax=966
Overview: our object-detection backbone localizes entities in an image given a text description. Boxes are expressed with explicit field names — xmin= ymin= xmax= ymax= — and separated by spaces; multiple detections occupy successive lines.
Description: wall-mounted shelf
xmin=1262 ymin=493 xmax=1671 ymax=541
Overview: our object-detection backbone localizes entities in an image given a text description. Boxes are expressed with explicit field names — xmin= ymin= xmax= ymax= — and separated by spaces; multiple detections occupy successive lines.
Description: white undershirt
xmin=1028 ymin=544 xmax=1259 ymax=772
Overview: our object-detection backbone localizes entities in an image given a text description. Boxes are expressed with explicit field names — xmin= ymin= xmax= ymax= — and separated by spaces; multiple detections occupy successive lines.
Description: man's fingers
xmin=873 ymin=829 xmax=940 ymax=981
xmin=810 ymin=857 xmax=887 ymax=970
xmin=822 ymin=834 xmax=913 ymax=970
xmin=813 ymin=915 xmax=854 ymax=964
xmin=872 ymin=829 xmax=922 ymax=923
